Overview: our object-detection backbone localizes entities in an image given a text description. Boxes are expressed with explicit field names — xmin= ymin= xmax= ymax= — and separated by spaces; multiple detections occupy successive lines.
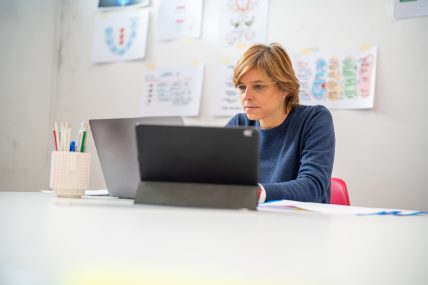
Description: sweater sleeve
xmin=225 ymin=113 xmax=254 ymax=127
xmin=262 ymin=106 xmax=335 ymax=203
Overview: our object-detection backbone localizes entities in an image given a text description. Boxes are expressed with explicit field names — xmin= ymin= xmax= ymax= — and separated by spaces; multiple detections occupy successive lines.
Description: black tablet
xmin=135 ymin=125 xmax=259 ymax=186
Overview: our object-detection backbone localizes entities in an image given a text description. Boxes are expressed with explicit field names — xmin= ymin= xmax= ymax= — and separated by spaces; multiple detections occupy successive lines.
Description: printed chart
xmin=140 ymin=65 xmax=204 ymax=116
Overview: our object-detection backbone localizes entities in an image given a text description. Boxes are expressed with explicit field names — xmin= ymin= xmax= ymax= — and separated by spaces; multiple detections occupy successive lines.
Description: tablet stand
xmin=134 ymin=181 xmax=258 ymax=210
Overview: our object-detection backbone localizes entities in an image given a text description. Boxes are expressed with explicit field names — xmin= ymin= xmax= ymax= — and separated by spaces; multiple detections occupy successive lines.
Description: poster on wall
xmin=293 ymin=47 xmax=377 ymax=109
xmin=157 ymin=0 xmax=203 ymax=41
xmin=139 ymin=65 xmax=204 ymax=116
xmin=394 ymin=0 xmax=428 ymax=20
xmin=91 ymin=9 xmax=149 ymax=63
xmin=211 ymin=60 xmax=242 ymax=116
xmin=98 ymin=0 xmax=150 ymax=10
xmin=219 ymin=0 xmax=269 ymax=47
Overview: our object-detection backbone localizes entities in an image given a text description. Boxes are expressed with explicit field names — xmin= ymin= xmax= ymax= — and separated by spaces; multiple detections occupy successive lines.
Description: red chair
xmin=330 ymin=177 xmax=350 ymax=206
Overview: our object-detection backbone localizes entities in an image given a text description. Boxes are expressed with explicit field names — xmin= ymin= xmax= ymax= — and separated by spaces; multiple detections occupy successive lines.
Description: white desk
xmin=1 ymin=192 xmax=427 ymax=285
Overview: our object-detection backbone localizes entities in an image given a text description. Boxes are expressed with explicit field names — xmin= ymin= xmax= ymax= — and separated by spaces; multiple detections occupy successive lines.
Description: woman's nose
xmin=241 ymin=88 xmax=253 ymax=101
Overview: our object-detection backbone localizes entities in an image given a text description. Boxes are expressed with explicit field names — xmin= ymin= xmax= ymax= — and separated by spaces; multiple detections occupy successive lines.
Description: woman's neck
xmin=259 ymin=111 xmax=288 ymax=129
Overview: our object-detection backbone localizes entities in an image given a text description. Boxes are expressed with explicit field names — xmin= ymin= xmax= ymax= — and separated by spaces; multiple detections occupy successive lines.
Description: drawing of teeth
xmin=104 ymin=18 xmax=138 ymax=55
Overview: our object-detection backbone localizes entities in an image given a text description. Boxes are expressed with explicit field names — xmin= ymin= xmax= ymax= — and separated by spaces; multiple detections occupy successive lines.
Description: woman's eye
xmin=254 ymin=84 xmax=265 ymax=90
xmin=237 ymin=85 xmax=246 ymax=91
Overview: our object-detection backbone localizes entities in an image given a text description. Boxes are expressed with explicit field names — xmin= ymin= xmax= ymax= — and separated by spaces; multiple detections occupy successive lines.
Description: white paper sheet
xmin=293 ymin=47 xmax=377 ymax=109
xmin=41 ymin=189 xmax=111 ymax=197
xmin=211 ymin=61 xmax=243 ymax=116
xmin=394 ymin=0 xmax=428 ymax=20
xmin=258 ymin=200 xmax=427 ymax=216
xmin=139 ymin=65 xmax=204 ymax=116
xmin=85 ymin=189 xmax=110 ymax=196
xmin=98 ymin=0 xmax=151 ymax=10
xmin=219 ymin=0 xmax=269 ymax=47
xmin=157 ymin=0 xmax=203 ymax=41
xmin=92 ymin=9 xmax=149 ymax=63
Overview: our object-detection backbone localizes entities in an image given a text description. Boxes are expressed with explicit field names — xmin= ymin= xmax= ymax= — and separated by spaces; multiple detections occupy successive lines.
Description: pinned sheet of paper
xmin=92 ymin=9 xmax=149 ymax=63
xmin=97 ymin=0 xmax=150 ymax=10
xmin=211 ymin=62 xmax=242 ymax=117
xmin=393 ymin=0 xmax=428 ymax=20
xmin=219 ymin=0 xmax=269 ymax=47
xmin=157 ymin=0 xmax=203 ymax=41
xmin=139 ymin=65 xmax=204 ymax=117
xmin=293 ymin=47 xmax=377 ymax=109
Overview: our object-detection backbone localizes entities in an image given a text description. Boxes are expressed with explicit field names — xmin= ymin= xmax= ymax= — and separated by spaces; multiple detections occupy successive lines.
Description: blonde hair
xmin=233 ymin=43 xmax=300 ymax=114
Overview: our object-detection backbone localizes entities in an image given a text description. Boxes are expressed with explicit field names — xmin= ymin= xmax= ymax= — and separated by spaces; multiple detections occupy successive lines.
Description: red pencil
xmin=53 ymin=129 xmax=58 ymax=151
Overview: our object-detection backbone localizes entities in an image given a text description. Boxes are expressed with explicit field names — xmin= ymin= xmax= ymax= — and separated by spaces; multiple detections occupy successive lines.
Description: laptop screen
xmin=89 ymin=116 xmax=183 ymax=198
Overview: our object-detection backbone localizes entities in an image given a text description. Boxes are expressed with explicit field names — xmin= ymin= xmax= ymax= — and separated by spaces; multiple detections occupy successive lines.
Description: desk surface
xmin=1 ymin=192 xmax=427 ymax=285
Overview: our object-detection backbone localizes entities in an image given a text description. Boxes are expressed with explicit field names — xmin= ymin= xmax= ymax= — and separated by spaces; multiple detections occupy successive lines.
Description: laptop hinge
xmin=134 ymin=181 xmax=258 ymax=210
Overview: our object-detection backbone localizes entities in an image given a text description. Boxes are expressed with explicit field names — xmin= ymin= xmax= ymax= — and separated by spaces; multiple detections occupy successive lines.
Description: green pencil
xmin=80 ymin=131 xmax=87 ymax=152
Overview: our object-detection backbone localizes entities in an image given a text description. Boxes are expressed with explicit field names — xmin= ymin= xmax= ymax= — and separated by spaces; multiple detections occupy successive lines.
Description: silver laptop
xmin=89 ymin=116 xmax=184 ymax=198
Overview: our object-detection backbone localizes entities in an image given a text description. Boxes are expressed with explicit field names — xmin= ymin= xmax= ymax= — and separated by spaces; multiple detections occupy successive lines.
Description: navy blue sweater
xmin=226 ymin=105 xmax=335 ymax=203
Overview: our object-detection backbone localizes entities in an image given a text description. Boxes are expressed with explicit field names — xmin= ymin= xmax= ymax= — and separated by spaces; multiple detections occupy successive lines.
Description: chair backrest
xmin=330 ymin=177 xmax=350 ymax=206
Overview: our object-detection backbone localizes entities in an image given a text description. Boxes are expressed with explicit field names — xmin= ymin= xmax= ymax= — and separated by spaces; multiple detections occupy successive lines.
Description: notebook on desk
xmin=134 ymin=125 xmax=260 ymax=209
xmin=89 ymin=116 xmax=183 ymax=199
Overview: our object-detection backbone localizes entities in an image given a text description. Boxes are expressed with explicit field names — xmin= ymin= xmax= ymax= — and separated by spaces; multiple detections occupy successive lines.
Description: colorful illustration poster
xmin=157 ymin=0 xmax=203 ymax=41
xmin=212 ymin=60 xmax=242 ymax=116
xmin=294 ymin=47 xmax=377 ymax=109
xmin=98 ymin=0 xmax=150 ymax=10
xmin=394 ymin=0 xmax=428 ymax=20
xmin=139 ymin=65 xmax=204 ymax=116
xmin=92 ymin=9 xmax=149 ymax=63
xmin=219 ymin=0 xmax=268 ymax=47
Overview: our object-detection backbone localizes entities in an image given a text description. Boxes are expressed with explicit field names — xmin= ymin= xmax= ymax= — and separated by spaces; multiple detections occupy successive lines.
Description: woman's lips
xmin=244 ymin=106 xmax=259 ymax=111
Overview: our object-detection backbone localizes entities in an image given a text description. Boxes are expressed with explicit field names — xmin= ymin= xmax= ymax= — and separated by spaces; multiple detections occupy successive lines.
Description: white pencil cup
xmin=49 ymin=151 xmax=91 ymax=198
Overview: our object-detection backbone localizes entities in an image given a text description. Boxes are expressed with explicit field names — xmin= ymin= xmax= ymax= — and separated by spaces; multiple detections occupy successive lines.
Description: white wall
xmin=0 ymin=0 xmax=59 ymax=191
xmin=2 ymin=0 xmax=427 ymax=211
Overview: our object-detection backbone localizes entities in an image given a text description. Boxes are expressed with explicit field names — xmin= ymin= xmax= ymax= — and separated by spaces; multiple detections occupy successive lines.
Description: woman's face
xmin=237 ymin=68 xmax=286 ymax=128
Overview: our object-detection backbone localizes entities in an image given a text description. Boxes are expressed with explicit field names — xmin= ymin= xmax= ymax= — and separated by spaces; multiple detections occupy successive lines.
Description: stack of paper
xmin=257 ymin=200 xmax=427 ymax=216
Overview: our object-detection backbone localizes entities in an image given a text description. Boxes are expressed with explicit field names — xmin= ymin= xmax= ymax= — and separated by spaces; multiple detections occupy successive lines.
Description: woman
xmin=226 ymin=43 xmax=335 ymax=203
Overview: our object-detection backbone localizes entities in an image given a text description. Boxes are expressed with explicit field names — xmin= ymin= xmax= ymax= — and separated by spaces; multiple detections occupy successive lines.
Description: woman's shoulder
xmin=293 ymin=104 xmax=332 ymax=121
xmin=295 ymin=104 xmax=330 ymax=115
xmin=288 ymin=105 xmax=333 ymax=133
